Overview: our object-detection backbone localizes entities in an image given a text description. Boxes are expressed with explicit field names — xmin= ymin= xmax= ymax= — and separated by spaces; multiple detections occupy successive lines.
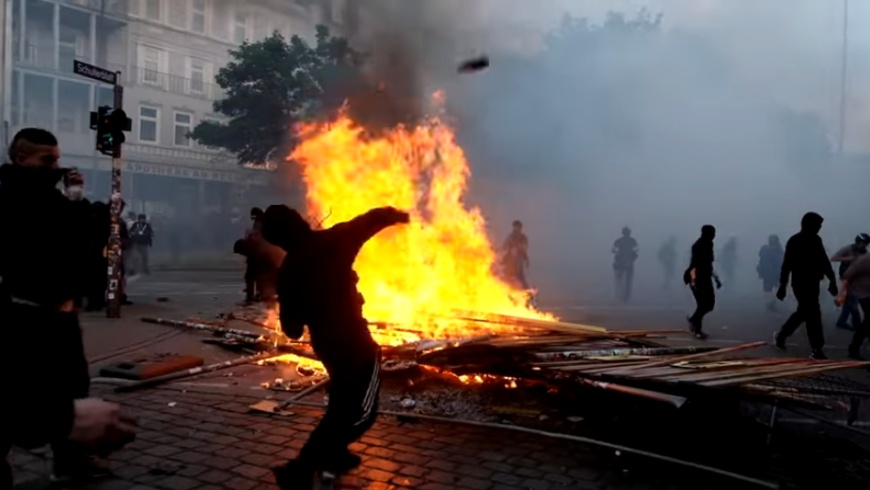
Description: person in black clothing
xmin=612 ymin=227 xmax=639 ymax=302
xmin=684 ymin=225 xmax=722 ymax=339
xmin=0 ymin=128 xmax=135 ymax=483
xmin=262 ymin=204 xmax=409 ymax=486
xmin=129 ymin=213 xmax=154 ymax=275
xmin=774 ymin=212 xmax=838 ymax=359
xmin=757 ymin=234 xmax=784 ymax=311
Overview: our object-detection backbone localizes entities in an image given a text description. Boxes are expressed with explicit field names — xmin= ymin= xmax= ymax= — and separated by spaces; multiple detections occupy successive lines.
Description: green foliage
xmin=191 ymin=25 xmax=364 ymax=164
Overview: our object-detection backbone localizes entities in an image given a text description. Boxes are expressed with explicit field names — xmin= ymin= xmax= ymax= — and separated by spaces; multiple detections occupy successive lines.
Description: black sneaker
xmin=848 ymin=346 xmax=864 ymax=361
xmin=694 ymin=331 xmax=709 ymax=340
xmin=772 ymin=331 xmax=786 ymax=351
xmin=810 ymin=350 xmax=827 ymax=360
xmin=686 ymin=316 xmax=696 ymax=334
xmin=273 ymin=459 xmax=315 ymax=489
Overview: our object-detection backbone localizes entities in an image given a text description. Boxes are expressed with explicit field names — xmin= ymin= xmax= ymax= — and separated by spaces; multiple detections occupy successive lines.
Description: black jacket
xmin=0 ymin=164 xmax=90 ymax=307
xmin=274 ymin=207 xmax=406 ymax=366
xmin=685 ymin=237 xmax=714 ymax=283
xmin=780 ymin=232 xmax=835 ymax=288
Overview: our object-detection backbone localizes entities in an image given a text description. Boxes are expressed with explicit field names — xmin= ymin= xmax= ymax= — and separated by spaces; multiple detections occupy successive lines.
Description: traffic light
xmin=90 ymin=106 xmax=131 ymax=156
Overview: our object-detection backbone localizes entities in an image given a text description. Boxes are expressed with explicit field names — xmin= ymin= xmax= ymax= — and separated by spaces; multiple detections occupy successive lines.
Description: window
xmin=188 ymin=58 xmax=205 ymax=94
xmin=139 ymin=106 xmax=160 ymax=143
xmin=139 ymin=46 xmax=163 ymax=85
xmin=174 ymin=112 xmax=193 ymax=147
xmin=145 ymin=0 xmax=161 ymax=21
xmin=234 ymin=12 xmax=247 ymax=44
xmin=191 ymin=0 xmax=207 ymax=33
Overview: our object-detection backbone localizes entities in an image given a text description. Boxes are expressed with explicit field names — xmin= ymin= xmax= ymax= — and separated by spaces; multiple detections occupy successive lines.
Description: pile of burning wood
xmin=139 ymin=310 xmax=870 ymax=414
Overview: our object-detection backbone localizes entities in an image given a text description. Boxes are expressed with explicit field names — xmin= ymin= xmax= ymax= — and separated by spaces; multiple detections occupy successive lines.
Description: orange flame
xmin=263 ymin=98 xmax=555 ymax=373
xmin=288 ymin=103 xmax=553 ymax=340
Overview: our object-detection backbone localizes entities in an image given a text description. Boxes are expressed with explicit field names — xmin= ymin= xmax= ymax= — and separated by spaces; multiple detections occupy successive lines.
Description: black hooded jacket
xmin=264 ymin=206 xmax=408 ymax=366
xmin=0 ymin=164 xmax=91 ymax=306
xmin=780 ymin=212 xmax=836 ymax=288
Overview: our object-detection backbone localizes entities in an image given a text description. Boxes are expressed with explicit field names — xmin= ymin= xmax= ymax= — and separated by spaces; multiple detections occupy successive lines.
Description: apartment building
xmin=4 ymin=0 xmax=342 ymax=227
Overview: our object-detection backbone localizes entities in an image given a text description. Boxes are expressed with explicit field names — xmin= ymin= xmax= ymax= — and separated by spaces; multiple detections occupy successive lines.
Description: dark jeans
xmin=297 ymin=349 xmax=381 ymax=470
xmin=850 ymin=298 xmax=870 ymax=352
xmin=130 ymin=243 xmax=150 ymax=274
xmin=614 ymin=263 xmax=635 ymax=302
xmin=779 ymin=282 xmax=824 ymax=352
xmin=837 ymin=291 xmax=862 ymax=328
xmin=2 ymin=303 xmax=90 ymax=479
xmin=689 ymin=278 xmax=716 ymax=332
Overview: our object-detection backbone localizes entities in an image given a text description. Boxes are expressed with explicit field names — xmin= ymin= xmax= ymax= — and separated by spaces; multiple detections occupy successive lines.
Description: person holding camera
xmin=0 ymin=128 xmax=136 ymax=484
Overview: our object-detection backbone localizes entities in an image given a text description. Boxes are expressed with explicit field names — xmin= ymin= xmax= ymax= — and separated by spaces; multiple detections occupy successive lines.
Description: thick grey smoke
xmin=348 ymin=1 xmax=870 ymax=306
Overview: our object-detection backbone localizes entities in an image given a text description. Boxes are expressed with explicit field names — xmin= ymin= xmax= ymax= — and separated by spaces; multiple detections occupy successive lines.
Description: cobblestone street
xmin=12 ymin=385 xmax=732 ymax=490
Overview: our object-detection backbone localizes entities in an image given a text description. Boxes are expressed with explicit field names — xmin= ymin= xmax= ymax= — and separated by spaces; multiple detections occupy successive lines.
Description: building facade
xmin=2 ymin=0 xmax=345 ymax=257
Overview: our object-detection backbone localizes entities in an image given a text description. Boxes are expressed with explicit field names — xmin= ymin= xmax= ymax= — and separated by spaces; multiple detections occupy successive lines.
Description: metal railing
xmin=121 ymin=66 xmax=225 ymax=101
xmin=14 ymin=42 xmax=225 ymax=101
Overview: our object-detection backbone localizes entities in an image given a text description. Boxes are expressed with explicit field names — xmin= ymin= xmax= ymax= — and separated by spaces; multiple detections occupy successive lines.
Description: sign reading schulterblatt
xmin=73 ymin=60 xmax=118 ymax=85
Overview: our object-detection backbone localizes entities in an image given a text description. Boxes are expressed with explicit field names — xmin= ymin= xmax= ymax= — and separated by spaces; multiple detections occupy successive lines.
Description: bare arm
xmin=338 ymin=206 xmax=411 ymax=254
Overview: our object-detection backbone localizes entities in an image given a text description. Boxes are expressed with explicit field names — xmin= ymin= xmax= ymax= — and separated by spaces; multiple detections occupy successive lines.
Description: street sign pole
xmin=75 ymin=60 xmax=125 ymax=318
xmin=106 ymin=76 xmax=124 ymax=318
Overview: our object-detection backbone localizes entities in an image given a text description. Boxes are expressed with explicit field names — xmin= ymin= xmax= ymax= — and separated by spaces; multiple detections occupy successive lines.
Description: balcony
xmin=60 ymin=0 xmax=129 ymax=17
xmin=123 ymin=66 xmax=225 ymax=101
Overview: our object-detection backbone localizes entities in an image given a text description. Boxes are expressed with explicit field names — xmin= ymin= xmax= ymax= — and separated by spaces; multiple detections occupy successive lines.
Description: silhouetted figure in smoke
xmin=612 ymin=227 xmax=638 ymax=302
xmin=657 ymin=236 xmax=677 ymax=290
xmin=836 ymin=251 xmax=870 ymax=360
xmin=830 ymin=233 xmax=870 ymax=331
xmin=684 ymin=225 xmax=722 ymax=339
xmin=774 ymin=212 xmax=838 ymax=360
xmin=501 ymin=220 xmax=530 ymax=290
xmin=757 ymin=234 xmax=784 ymax=311
xmin=720 ymin=236 xmax=738 ymax=288
xmin=263 ymin=205 xmax=409 ymax=486
xmin=234 ymin=207 xmax=284 ymax=304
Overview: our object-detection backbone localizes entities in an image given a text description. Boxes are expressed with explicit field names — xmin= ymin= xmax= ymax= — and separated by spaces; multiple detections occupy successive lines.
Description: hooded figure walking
xmin=773 ymin=212 xmax=838 ymax=359
xmin=262 ymin=204 xmax=410 ymax=487
xmin=684 ymin=225 xmax=722 ymax=339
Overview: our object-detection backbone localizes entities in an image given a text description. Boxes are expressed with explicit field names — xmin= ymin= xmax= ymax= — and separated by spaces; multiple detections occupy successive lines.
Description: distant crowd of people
xmin=498 ymin=215 xmax=870 ymax=361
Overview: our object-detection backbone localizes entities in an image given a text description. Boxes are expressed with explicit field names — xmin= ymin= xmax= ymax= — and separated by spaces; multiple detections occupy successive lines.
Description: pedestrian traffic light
xmin=90 ymin=106 xmax=131 ymax=156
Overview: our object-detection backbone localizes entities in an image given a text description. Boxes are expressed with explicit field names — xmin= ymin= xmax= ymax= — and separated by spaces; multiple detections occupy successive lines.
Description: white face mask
xmin=66 ymin=185 xmax=83 ymax=201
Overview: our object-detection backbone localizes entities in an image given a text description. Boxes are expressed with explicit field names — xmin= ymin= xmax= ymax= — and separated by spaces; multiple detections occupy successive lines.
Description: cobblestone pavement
xmin=11 ymin=385 xmax=744 ymax=490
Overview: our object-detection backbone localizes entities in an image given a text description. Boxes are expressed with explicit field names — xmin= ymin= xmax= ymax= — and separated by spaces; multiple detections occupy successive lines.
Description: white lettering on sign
xmin=124 ymin=161 xmax=253 ymax=183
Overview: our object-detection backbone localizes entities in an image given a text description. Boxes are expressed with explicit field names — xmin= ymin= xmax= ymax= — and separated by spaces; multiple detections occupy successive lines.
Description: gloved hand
xmin=828 ymin=281 xmax=839 ymax=297
xmin=714 ymin=277 xmax=722 ymax=290
xmin=776 ymin=285 xmax=787 ymax=301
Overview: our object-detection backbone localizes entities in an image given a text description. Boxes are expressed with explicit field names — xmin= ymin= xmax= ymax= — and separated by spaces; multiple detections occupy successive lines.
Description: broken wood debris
xmin=138 ymin=312 xmax=870 ymax=410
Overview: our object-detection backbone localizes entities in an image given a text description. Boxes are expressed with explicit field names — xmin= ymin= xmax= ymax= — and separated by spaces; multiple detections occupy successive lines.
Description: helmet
xmin=856 ymin=233 xmax=870 ymax=245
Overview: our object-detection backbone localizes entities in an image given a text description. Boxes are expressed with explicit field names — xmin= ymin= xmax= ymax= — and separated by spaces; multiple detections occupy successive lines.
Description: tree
xmin=191 ymin=25 xmax=365 ymax=165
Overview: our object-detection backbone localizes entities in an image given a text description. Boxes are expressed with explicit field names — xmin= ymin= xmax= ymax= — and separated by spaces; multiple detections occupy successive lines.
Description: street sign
xmin=73 ymin=59 xmax=118 ymax=85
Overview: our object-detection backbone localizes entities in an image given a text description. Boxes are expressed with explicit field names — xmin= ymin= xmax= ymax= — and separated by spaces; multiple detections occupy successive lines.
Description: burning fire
xmin=263 ymin=96 xmax=555 ymax=371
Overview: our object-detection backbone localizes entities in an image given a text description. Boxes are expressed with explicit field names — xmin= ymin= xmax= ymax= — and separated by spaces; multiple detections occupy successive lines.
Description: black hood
xmin=0 ymin=163 xmax=65 ymax=189
xmin=262 ymin=204 xmax=312 ymax=250
xmin=800 ymin=212 xmax=824 ymax=235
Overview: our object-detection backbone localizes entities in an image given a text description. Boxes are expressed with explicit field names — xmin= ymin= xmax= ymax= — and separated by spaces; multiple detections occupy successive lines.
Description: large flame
xmin=282 ymin=101 xmax=552 ymax=343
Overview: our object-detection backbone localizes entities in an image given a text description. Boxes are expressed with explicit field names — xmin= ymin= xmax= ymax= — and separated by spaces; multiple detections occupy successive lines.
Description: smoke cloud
xmin=345 ymin=0 xmax=870 ymax=306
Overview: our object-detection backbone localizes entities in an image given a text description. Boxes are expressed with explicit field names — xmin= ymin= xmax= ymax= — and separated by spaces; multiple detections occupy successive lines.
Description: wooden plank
xmin=604 ymin=341 xmax=766 ymax=374
xmin=701 ymin=361 xmax=868 ymax=387
xmin=649 ymin=359 xmax=816 ymax=383
xmin=622 ymin=358 xmax=803 ymax=381
xmin=552 ymin=360 xmax=656 ymax=373
xmin=454 ymin=312 xmax=608 ymax=334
